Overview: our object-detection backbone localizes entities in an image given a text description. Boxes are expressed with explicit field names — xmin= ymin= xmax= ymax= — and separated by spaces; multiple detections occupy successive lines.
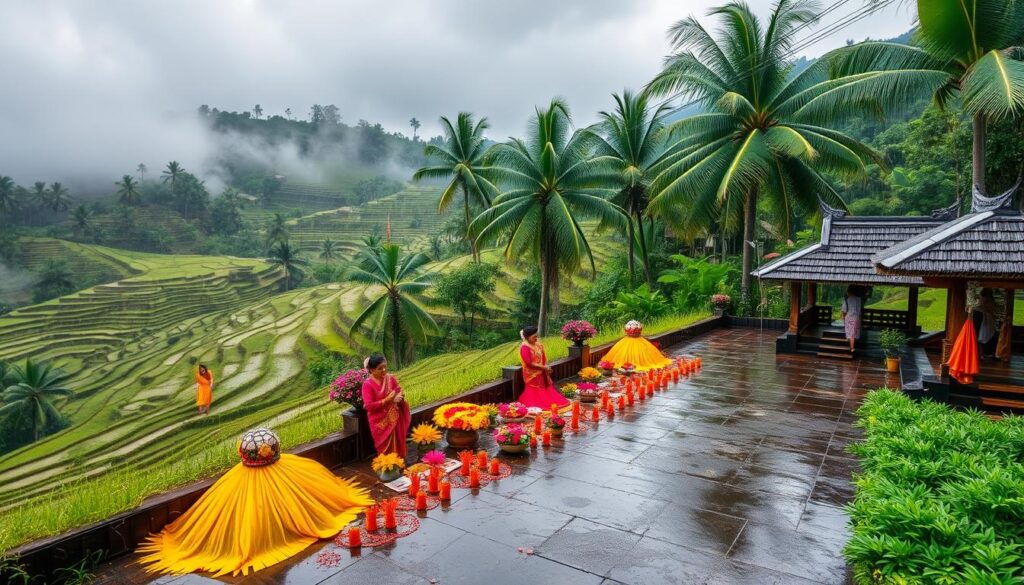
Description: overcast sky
xmin=0 ymin=0 xmax=917 ymax=186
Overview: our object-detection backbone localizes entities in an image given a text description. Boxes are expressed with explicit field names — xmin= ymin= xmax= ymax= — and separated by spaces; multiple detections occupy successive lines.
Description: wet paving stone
xmin=642 ymin=501 xmax=746 ymax=555
xmin=537 ymin=517 xmax=643 ymax=576
xmin=728 ymin=521 xmax=853 ymax=584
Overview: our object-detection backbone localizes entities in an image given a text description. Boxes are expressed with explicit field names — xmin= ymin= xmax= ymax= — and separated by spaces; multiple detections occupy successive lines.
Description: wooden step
xmin=977 ymin=382 xmax=1024 ymax=396
xmin=821 ymin=329 xmax=846 ymax=340
xmin=980 ymin=396 xmax=1024 ymax=411
xmin=817 ymin=350 xmax=855 ymax=360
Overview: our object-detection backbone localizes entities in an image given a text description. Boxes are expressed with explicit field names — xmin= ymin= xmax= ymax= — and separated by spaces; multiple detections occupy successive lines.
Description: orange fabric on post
xmin=947 ymin=319 xmax=979 ymax=385
xmin=138 ymin=454 xmax=372 ymax=577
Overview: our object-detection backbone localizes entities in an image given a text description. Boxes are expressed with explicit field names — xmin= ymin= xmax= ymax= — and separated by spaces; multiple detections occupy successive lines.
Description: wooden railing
xmin=863 ymin=309 xmax=910 ymax=331
xmin=797 ymin=305 xmax=833 ymax=332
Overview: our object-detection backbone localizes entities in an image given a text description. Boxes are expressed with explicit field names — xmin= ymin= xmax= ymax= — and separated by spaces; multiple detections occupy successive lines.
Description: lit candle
xmin=459 ymin=451 xmax=472 ymax=476
xmin=606 ymin=403 xmax=614 ymax=418
xmin=384 ymin=506 xmax=397 ymax=530
xmin=415 ymin=491 xmax=427 ymax=511
xmin=542 ymin=431 xmax=552 ymax=446
xmin=348 ymin=526 xmax=362 ymax=548
xmin=469 ymin=467 xmax=481 ymax=488
xmin=647 ymin=385 xmax=654 ymax=398
xmin=477 ymin=450 xmax=488 ymax=469
xmin=529 ymin=434 xmax=538 ymax=448
xmin=408 ymin=473 xmax=420 ymax=497
xmin=638 ymin=387 xmax=645 ymax=401
xmin=590 ymin=408 xmax=599 ymax=422
xmin=551 ymin=403 xmax=559 ymax=419
xmin=672 ymin=370 xmax=679 ymax=383
xmin=428 ymin=468 xmax=439 ymax=493
xmin=533 ymin=416 xmax=543 ymax=434
xmin=626 ymin=391 xmax=634 ymax=406
xmin=571 ymin=412 xmax=580 ymax=430
xmin=488 ymin=458 xmax=500 ymax=475
xmin=439 ymin=478 xmax=451 ymax=501
xmin=364 ymin=506 xmax=378 ymax=532
xmin=617 ymin=395 xmax=625 ymax=410
xmin=572 ymin=401 xmax=581 ymax=417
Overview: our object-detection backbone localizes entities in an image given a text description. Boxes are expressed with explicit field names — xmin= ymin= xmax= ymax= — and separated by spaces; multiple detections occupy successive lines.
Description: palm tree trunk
xmin=972 ymin=113 xmax=986 ymax=195
xmin=741 ymin=189 xmax=758 ymax=302
xmin=636 ymin=214 xmax=654 ymax=288
xmin=463 ymin=186 xmax=478 ymax=263
xmin=538 ymin=257 xmax=549 ymax=336
xmin=626 ymin=219 xmax=636 ymax=288
xmin=391 ymin=296 xmax=403 ymax=369
xmin=549 ymin=263 xmax=561 ymax=326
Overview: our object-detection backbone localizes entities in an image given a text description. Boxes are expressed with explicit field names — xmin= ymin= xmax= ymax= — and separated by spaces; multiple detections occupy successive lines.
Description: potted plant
xmin=559 ymin=384 xmax=578 ymax=400
xmin=329 ymin=367 xmax=369 ymax=414
xmin=498 ymin=401 xmax=529 ymax=423
xmin=371 ymin=453 xmax=405 ymax=482
xmin=597 ymin=360 xmax=615 ymax=376
xmin=576 ymin=382 xmax=599 ymax=403
xmin=880 ymin=328 xmax=908 ymax=373
xmin=409 ymin=423 xmax=442 ymax=453
xmin=561 ymin=320 xmax=597 ymax=347
xmin=432 ymin=402 xmax=491 ymax=448
xmin=711 ymin=293 xmax=731 ymax=317
xmin=578 ymin=367 xmax=602 ymax=383
xmin=493 ymin=423 xmax=531 ymax=454
xmin=546 ymin=414 xmax=566 ymax=437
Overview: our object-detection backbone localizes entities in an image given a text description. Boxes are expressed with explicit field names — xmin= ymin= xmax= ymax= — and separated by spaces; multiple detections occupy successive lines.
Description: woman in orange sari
xmin=518 ymin=326 xmax=569 ymax=410
xmin=195 ymin=364 xmax=213 ymax=415
xmin=360 ymin=354 xmax=411 ymax=458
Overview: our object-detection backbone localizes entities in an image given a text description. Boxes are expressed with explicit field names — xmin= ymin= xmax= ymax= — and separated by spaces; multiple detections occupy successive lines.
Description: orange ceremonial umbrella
xmin=946 ymin=319 xmax=979 ymax=385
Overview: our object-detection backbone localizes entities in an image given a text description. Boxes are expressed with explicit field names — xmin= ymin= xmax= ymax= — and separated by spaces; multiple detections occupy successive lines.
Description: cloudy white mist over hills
xmin=0 ymin=0 xmax=915 ymax=188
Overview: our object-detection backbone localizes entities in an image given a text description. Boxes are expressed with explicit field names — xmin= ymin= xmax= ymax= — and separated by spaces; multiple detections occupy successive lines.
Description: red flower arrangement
xmin=329 ymin=368 xmax=369 ymax=411
xmin=561 ymin=320 xmax=597 ymax=345
xmin=711 ymin=294 xmax=732 ymax=309
xmin=492 ymin=423 xmax=531 ymax=446
xmin=598 ymin=360 xmax=615 ymax=370
xmin=498 ymin=402 xmax=528 ymax=419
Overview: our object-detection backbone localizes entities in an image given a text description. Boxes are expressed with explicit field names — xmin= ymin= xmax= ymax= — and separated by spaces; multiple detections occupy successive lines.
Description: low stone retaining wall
xmin=9 ymin=315 xmax=722 ymax=579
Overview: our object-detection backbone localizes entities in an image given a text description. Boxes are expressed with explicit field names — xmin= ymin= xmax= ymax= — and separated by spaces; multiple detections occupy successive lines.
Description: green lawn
xmin=868 ymin=288 xmax=1024 ymax=332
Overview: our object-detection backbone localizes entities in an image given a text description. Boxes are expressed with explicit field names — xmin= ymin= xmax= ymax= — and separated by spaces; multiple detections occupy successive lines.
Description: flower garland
xmin=431 ymin=402 xmax=491 ymax=430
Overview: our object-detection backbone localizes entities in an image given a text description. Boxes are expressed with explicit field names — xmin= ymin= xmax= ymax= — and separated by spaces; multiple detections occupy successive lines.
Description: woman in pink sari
xmin=360 ymin=354 xmax=411 ymax=458
xmin=518 ymin=326 xmax=569 ymax=410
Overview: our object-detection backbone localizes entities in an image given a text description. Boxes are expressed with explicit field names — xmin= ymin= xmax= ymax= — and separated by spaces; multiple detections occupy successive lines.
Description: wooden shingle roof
xmin=753 ymin=214 xmax=944 ymax=285
xmin=872 ymin=210 xmax=1024 ymax=279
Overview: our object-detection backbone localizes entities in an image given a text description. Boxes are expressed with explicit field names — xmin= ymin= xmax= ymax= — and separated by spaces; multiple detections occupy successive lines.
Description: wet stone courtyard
xmin=96 ymin=328 xmax=891 ymax=584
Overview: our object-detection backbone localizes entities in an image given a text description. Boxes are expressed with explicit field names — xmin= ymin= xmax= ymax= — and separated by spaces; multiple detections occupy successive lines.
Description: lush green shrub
xmin=879 ymin=329 xmax=908 ymax=358
xmin=306 ymin=351 xmax=359 ymax=388
xmin=845 ymin=390 xmax=1024 ymax=584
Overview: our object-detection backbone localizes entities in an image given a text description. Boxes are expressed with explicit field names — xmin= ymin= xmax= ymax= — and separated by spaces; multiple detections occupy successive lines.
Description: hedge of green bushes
xmin=846 ymin=390 xmax=1024 ymax=584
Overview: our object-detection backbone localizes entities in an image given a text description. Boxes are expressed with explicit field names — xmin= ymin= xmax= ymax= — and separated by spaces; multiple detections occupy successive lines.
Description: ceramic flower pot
xmin=499 ymin=443 xmax=528 ymax=454
xmin=377 ymin=468 xmax=402 ymax=482
xmin=445 ymin=428 xmax=479 ymax=449
xmin=886 ymin=357 xmax=900 ymax=373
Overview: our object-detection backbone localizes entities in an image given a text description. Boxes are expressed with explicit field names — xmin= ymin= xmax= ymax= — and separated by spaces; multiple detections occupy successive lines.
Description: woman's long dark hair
xmin=366 ymin=353 xmax=387 ymax=370
xmin=522 ymin=325 xmax=538 ymax=338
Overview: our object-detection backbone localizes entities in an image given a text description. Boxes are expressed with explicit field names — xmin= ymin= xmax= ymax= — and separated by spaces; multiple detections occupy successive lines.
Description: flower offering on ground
xmin=598 ymin=360 xmax=615 ymax=371
xmin=620 ymin=362 xmax=636 ymax=372
xmin=561 ymin=320 xmax=597 ymax=344
xmin=547 ymin=415 xmax=566 ymax=429
xmin=409 ymin=423 xmax=442 ymax=446
xmin=492 ymin=423 xmax=531 ymax=446
xmin=421 ymin=450 xmax=446 ymax=466
xmin=329 ymin=368 xmax=370 ymax=410
xmin=576 ymin=382 xmax=598 ymax=397
xmin=559 ymin=383 xmax=578 ymax=398
xmin=372 ymin=452 xmax=405 ymax=474
xmin=578 ymin=367 xmax=602 ymax=382
xmin=498 ymin=401 xmax=528 ymax=418
xmin=432 ymin=402 xmax=491 ymax=430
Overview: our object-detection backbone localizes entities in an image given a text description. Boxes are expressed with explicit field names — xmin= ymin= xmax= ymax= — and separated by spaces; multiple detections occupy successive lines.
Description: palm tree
xmin=319 ymin=238 xmax=339 ymax=262
xmin=267 ymin=240 xmax=308 ymax=291
xmin=30 ymin=181 xmax=48 ymax=223
xmin=116 ymin=175 xmax=141 ymax=206
xmin=253 ymin=104 xmax=263 ymax=119
xmin=0 ymin=176 xmax=17 ymax=217
xmin=413 ymin=112 xmax=497 ymax=263
xmin=812 ymin=0 xmax=1024 ymax=192
xmin=348 ymin=243 xmax=438 ymax=368
xmin=71 ymin=204 xmax=92 ymax=235
xmin=265 ymin=213 xmax=289 ymax=248
xmin=590 ymin=90 xmax=670 ymax=288
xmin=472 ymin=98 xmax=623 ymax=335
xmin=409 ymin=117 xmax=421 ymax=141
xmin=429 ymin=235 xmax=444 ymax=260
xmin=161 ymin=161 xmax=183 ymax=187
xmin=361 ymin=233 xmax=382 ymax=251
xmin=47 ymin=182 xmax=72 ymax=213
xmin=645 ymin=0 xmax=881 ymax=301
xmin=136 ymin=163 xmax=148 ymax=181
xmin=0 ymin=359 xmax=73 ymax=441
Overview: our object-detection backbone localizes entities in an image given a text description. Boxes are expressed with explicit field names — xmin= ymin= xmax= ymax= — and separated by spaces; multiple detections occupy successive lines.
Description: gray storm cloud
xmin=0 ymin=0 xmax=915 ymax=190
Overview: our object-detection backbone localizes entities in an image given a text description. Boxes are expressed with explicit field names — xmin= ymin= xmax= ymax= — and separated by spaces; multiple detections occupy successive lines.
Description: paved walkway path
xmin=97 ymin=328 xmax=891 ymax=584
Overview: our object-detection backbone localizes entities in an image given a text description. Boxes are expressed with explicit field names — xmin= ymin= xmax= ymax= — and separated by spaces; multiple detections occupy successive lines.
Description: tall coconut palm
xmin=29 ymin=181 xmax=48 ymax=223
xmin=645 ymin=0 xmax=881 ymax=301
xmin=413 ymin=112 xmax=497 ymax=263
xmin=0 ymin=359 xmax=73 ymax=441
xmin=136 ymin=163 xmax=148 ymax=181
xmin=590 ymin=89 xmax=670 ymax=288
xmin=409 ymin=117 xmax=421 ymax=141
xmin=46 ymin=182 xmax=72 ymax=213
xmin=71 ymin=204 xmax=92 ymax=235
xmin=116 ymin=175 xmax=141 ymax=206
xmin=267 ymin=240 xmax=308 ymax=291
xmin=265 ymin=213 xmax=289 ymax=248
xmin=0 ymin=176 xmax=17 ymax=217
xmin=472 ymin=98 xmax=623 ymax=335
xmin=810 ymin=0 xmax=1024 ymax=192
xmin=319 ymin=238 xmax=339 ymax=262
xmin=348 ymin=243 xmax=438 ymax=368
xmin=161 ymin=161 xmax=184 ymax=187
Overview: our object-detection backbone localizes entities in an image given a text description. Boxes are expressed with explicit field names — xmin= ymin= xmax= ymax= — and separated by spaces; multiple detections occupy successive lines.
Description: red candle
xmin=384 ymin=507 xmax=397 ymax=530
xmin=647 ymin=385 xmax=654 ymax=398
xmin=469 ymin=467 xmax=481 ymax=488
xmin=529 ymin=433 xmax=538 ymax=448
xmin=439 ymin=479 xmax=451 ymax=501
xmin=617 ymin=395 xmax=625 ymax=410
xmin=550 ymin=403 xmax=559 ymax=419
xmin=477 ymin=450 xmax=488 ymax=469
xmin=638 ymin=388 xmax=645 ymax=401
xmin=364 ymin=506 xmax=378 ymax=532
xmin=459 ymin=451 xmax=472 ymax=476
xmin=428 ymin=469 xmax=440 ymax=493
xmin=572 ymin=401 xmax=581 ymax=417
xmin=408 ymin=473 xmax=420 ymax=497
xmin=542 ymin=431 xmax=552 ymax=446
xmin=488 ymin=458 xmax=500 ymax=475
xmin=533 ymin=416 xmax=543 ymax=434
xmin=673 ymin=370 xmax=679 ymax=383
xmin=606 ymin=403 xmax=615 ymax=418
xmin=626 ymin=391 xmax=634 ymax=406
xmin=348 ymin=526 xmax=362 ymax=548
xmin=415 ymin=491 xmax=427 ymax=511
xmin=590 ymin=408 xmax=599 ymax=422
xmin=571 ymin=411 xmax=580 ymax=430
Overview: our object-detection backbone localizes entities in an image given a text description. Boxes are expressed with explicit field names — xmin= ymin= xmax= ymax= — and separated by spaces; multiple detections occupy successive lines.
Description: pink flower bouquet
xmin=561 ymin=320 xmax=597 ymax=345
xmin=498 ymin=401 xmax=528 ymax=420
xmin=329 ymin=368 xmax=369 ymax=410
xmin=493 ymin=423 xmax=531 ymax=446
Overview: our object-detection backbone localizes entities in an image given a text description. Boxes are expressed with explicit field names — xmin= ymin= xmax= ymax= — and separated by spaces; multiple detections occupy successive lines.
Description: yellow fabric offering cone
xmin=602 ymin=320 xmax=673 ymax=372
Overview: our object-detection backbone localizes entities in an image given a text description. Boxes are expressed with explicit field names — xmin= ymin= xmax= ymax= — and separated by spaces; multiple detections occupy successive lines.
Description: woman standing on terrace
xmin=361 ymin=353 xmax=411 ymax=457
xmin=841 ymin=286 xmax=863 ymax=353
xmin=518 ymin=326 xmax=569 ymax=410
xmin=195 ymin=364 xmax=213 ymax=415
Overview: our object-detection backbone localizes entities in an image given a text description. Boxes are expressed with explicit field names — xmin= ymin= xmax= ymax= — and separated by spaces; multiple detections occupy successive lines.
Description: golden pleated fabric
xmin=138 ymin=454 xmax=372 ymax=577
xmin=602 ymin=336 xmax=673 ymax=372
xmin=996 ymin=320 xmax=1013 ymax=363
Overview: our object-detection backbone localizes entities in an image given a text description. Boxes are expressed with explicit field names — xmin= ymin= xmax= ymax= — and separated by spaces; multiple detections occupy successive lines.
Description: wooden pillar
xmin=943 ymin=282 xmax=968 ymax=365
xmin=907 ymin=286 xmax=919 ymax=333
xmin=788 ymin=281 xmax=802 ymax=334
xmin=805 ymin=282 xmax=818 ymax=309
xmin=1003 ymin=288 xmax=1015 ymax=362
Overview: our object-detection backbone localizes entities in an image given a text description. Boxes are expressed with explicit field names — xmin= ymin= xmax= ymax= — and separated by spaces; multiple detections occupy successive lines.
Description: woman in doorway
xmin=360 ymin=353 xmax=411 ymax=458
xmin=518 ymin=326 xmax=569 ymax=410
xmin=840 ymin=286 xmax=863 ymax=352
xmin=195 ymin=364 xmax=213 ymax=415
